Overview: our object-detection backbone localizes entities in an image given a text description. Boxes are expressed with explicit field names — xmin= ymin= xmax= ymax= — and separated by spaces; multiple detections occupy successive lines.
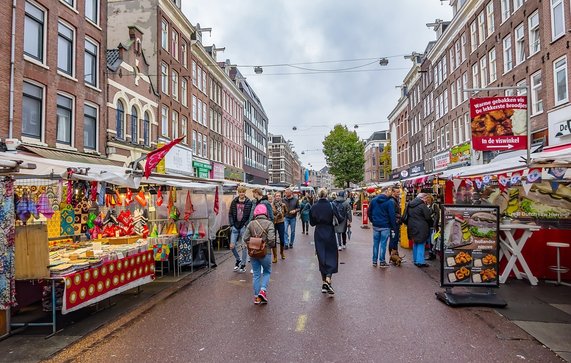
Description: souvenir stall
xmin=440 ymin=144 xmax=571 ymax=285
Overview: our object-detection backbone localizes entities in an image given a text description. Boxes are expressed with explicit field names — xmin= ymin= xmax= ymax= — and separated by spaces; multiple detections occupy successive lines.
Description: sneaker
xmin=238 ymin=265 xmax=246 ymax=273
xmin=233 ymin=260 xmax=241 ymax=271
xmin=284 ymin=245 xmax=289 ymax=250
xmin=250 ymin=269 xmax=253 ymax=274
xmin=325 ymin=282 xmax=335 ymax=295
xmin=321 ymin=283 xmax=328 ymax=293
xmin=372 ymin=263 xmax=377 ymax=267
xmin=427 ymin=253 xmax=437 ymax=261
xmin=342 ymin=244 xmax=347 ymax=249
xmin=258 ymin=290 xmax=268 ymax=304
xmin=337 ymin=246 xmax=342 ymax=251
xmin=379 ymin=261 xmax=389 ymax=268
xmin=254 ymin=296 xmax=262 ymax=305
xmin=289 ymin=244 xmax=293 ymax=249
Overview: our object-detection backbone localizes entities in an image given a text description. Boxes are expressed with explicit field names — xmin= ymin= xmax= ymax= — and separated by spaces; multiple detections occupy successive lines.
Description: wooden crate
xmin=107 ymin=236 xmax=140 ymax=245
xmin=15 ymin=225 xmax=50 ymax=279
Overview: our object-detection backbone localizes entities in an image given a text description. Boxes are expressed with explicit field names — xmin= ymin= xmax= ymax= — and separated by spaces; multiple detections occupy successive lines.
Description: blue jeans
xmin=284 ymin=217 xmax=297 ymax=246
xmin=230 ymin=226 xmax=247 ymax=265
xmin=274 ymin=222 xmax=285 ymax=246
xmin=413 ymin=242 xmax=426 ymax=264
xmin=251 ymin=253 xmax=272 ymax=296
xmin=372 ymin=228 xmax=390 ymax=264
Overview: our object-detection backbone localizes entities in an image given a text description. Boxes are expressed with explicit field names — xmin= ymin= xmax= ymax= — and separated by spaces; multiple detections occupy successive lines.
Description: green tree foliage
xmin=322 ymin=124 xmax=365 ymax=188
xmin=380 ymin=143 xmax=392 ymax=178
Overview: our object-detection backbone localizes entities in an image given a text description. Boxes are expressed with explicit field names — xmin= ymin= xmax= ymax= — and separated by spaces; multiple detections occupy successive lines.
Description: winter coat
xmin=300 ymin=200 xmax=311 ymax=222
xmin=391 ymin=196 xmax=402 ymax=225
xmin=272 ymin=201 xmax=287 ymax=224
xmin=309 ymin=198 xmax=343 ymax=275
xmin=333 ymin=197 xmax=353 ymax=234
xmin=405 ymin=197 xmax=432 ymax=244
xmin=228 ymin=197 xmax=253 ymax=229
xmin=284 ymin=195 xmax=299 ymax=219
xmin=367 ymin=194 xmax=397 ymax=230
xmin=252 ymin=196 xmax=274 ymax=222
xmin=242 ymin=215 xmax=276 ymax=254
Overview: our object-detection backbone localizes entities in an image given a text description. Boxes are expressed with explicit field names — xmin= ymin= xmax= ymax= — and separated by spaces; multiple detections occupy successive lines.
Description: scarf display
xmin=0 ymin=178 xmax=16 ymax=309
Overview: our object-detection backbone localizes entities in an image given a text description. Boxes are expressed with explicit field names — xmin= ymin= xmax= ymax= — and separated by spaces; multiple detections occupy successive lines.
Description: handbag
xmin=247 ymin=220 xmax=267 ymax=259
xmin=330 ymin=203 xmax=339 ymax=226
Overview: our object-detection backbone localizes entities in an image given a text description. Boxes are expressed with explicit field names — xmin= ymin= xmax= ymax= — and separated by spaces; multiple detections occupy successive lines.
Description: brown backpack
xmin=247 ymin=220 xmax=267 ymax=259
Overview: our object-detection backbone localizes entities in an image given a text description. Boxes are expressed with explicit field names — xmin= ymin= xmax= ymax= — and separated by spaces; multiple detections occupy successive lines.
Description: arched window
xmin=116 ymin=100 xmax=125 ymax=140
xmin=143 ymin=111 xmax=150 ymax=146
xmin=131 ymin=106 xmax=138 ymax=144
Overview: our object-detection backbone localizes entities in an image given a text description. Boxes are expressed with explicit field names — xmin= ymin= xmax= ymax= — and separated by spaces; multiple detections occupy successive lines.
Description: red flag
xmin=144 ymin=136 xmax=185 ymax=178
xmin=214 ymin=186 xmax=220 ymax=215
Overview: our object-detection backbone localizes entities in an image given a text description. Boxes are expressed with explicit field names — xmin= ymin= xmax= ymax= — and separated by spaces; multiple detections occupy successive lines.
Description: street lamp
xmin=254 ymin=66 xmax=263 ymax=74
xmin=379 ymin=57 xmax=389 ymax=66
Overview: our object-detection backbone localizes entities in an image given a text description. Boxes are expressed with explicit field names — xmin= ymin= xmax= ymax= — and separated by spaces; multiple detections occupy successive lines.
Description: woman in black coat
xmin=310 ymin=188 xmax=344 ymax=295
xmin=404 ymin=193 xmax=433 ymax=267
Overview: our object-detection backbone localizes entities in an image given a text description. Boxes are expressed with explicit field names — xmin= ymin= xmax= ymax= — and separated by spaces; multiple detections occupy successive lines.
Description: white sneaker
xmin=250 ymin=269 xmax=253 ymax=274
xmin=337 ymin=246 xmax=342 ymax=251
xmin=342 ymin=245 xmax=347 ymax=249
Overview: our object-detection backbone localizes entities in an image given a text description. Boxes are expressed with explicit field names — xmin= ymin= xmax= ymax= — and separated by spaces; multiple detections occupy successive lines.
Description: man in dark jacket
xmin=228 ymin=186 xmax=254 ymax=272
xmin=389 ymin=186 xmax=402 ymax=255
xmin=367 ymin=187 xmax=397 ymax=268
xmin=252 ymin=188 xmax=274 ymax=222
xmin=404 ymin=193 xmax=433 ymax=267
xmin=283 ymin=188 xmax=300 ymax=249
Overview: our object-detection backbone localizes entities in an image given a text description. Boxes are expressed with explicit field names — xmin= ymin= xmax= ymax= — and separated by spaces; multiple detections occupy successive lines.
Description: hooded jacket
xmin=367 ymin=194 xmax=396 ymax=230
xmin=253 ymin=195 xmax=274 ymax=222
xmin=228 ymin=197 xmax=253 ymax=229
xmin=405 ymin=197 xmax=432 ymax=243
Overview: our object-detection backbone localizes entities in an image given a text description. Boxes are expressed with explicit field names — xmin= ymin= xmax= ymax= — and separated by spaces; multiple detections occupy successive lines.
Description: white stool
xmin=546 ymin=242 xmax=571 ymax=286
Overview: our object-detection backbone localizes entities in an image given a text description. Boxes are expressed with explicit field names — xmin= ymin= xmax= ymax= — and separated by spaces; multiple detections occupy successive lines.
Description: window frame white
xmin=553 ymin=56 xmax=569 ymax=105
xmin=515 ymin=23 xmax=526 ymax=65
xmin=503 ymin=35 xmax=513 ymax=73
xmin=161 ymin=62 xmax=169 ymax=95
xmin=85 ymin=0 xmax=99 ymax=25
xmin=550 ymin=0 xmax=565 ymax=41
xmin=489 ymin=48 xmax=497 ymax=82
xmin=84 ymin=37 xmax=98 ymax=87
xmin=57 ymin=20 xmax=75 ymax=77
xmin=56 ymin=92 xmax=74 ymax=146
xmin=161 ymin=105 xmax=168 ymax=137
xmin=486 ymin=2 xmax=495 ymax=36
xmin=22 ymin=80 xmax=44 ymax=140
xmin=528 ymin=11 xmax=540 ymax=55
xmin=161 ymin=19 xmax=168 ymax=50
xmin=530 ymin=70 xmax=543 ymax=115
xmin=83 ymin=102 xmax=98 ymax=150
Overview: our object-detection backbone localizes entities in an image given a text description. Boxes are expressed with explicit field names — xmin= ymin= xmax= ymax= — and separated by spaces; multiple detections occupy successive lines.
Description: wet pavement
xmin=44 ymin=220 xmax=563 ymax=363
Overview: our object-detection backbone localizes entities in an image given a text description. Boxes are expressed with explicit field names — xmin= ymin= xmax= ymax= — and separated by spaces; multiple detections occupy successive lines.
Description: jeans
xmin=284 ymin=217 xmax=297 ymax=246
xmin=336 ymin=232 xmax=347 ymax=247
xmin=372 ymin=228 xmax=390 ymax=264
xmin=274 ymin=222 xmax=285 ymax=246
xmin=389 ymin=226 xmax=400 ymax=251
xmin=251 ymin=253 xmax=272 ymax=296
xmin=230 ymin=226 xmax=247 ymax=265
xmin=413 ymin=242 xmax=426 ymax=264
xmin=302 ymin=220 xmax=309 ymax=233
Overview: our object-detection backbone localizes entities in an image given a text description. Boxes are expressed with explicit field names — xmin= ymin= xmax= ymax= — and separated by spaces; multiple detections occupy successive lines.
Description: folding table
xmin=499 ymin=222 xmax=541 ymax=285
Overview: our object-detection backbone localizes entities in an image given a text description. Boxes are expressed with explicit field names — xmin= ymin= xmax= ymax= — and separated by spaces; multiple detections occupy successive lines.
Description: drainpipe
xmin=8 ymin=0 xmax=17 ymax=139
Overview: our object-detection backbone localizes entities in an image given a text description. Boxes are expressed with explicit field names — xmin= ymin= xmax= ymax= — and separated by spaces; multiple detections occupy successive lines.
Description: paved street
xmin=49 ymin=220 xmax=561 ymax=363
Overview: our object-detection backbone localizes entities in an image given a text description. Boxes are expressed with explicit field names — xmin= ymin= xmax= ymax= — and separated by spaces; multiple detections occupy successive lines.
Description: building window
xmin=461 ymin=33 xmax=467 ymax=62
xmin=488 ymin=48 xmax=497 ymax=82
xmin=181 ymin=42 xmax=187 ymax=68
xmin=192 ymin=61 xmax=197 ymax=86
xmin=161 ymin=106 xmax=168 ymax=137
xmin=478 ymin=12 xmax=486 ymax=44
xmin=171 ymin=30 xmax=179 ymax=60
xmin=192 ymin=95 xmax=197 ymax=121
xmin=203 ymin=135 xmax=207 ymax=157
xmin=203 ymin=102 xmax=207 ymax=126
xmin=22 ymin=81 xmax=43 ymax=139
xmin=554 ymin=56 xmax=569 ymax=105
xmin=116 ymin=100 xmax=125 ymax=140
xmin=513 ymin=0 xmax=524 ymax=11
xmin=84 ymin=104 xmax=97 ymax=150
xmin=161 ymin=20 xmax=168 ymax=50
xmin=470 ymin=21 xmax=478 ymax=52
xmin=197 ymin=66 xmax=203 ymax=92
xmin=56 ymin=94 xmax=73 ymax=145
xmin=130 ymin=106 xmax=138 ymax=144
xmin=528 ymin=11 xmax=540 ymax=55
xmin=515 ymin=23 xmax=526 ymax=65
xmin=181 ymin=116 xmax=188 ymax=138
xmin=503 ymin=35 xmax=513 ymax=72
xmin=472 ymin=63 xmax=480 ymax=88
xmin=530 ymin=71 xmax=543 ymax=115
xmin=192 ymin=130 xmax=197 ymax=154
xmin=85 ymin=0 xmax=98 ymax=24
xmin=486 ymin=2 xmax=495 ymax=35
xmin=57 ymin=21 xmax=74 ymax=75
xmin=161 ymin=63 xmax=168 ymax=94
xmin=516 ymin=80 xmax=527 ymax=96
xmin=84 ymin=38 xmax=98 ymax=86
xmin=143 ymin=111 xmax=150 ymax=146
xmin=479 ymin=57 xmax=487 ymax=87
xmin=198 ymin=100 xmax=202 ymax=124
xmin=172 ymin=70 xmax=179 ymax=101
xmin=24 ymin=1 xmax=45 ymax=62
xmin=62 ymin=0 xmax=74 ymax=7
xmin=551 ymin=0 xmax=565 ymax=40
xmin=181 ymin=79 xmax=188 ymax=107
xmin=501 ymin=0 xmax=511 ymax=22
xmin=171 ymin=110 xmax=178 ymax=139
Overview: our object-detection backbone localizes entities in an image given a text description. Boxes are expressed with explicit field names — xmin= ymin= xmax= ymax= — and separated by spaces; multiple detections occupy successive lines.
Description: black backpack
xmin=333 ymin=200 xmax=346 ymax=223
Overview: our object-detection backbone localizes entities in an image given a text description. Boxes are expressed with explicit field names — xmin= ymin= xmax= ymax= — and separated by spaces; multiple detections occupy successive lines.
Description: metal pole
xmin=526 ymin=85 xmax=531 ymax=166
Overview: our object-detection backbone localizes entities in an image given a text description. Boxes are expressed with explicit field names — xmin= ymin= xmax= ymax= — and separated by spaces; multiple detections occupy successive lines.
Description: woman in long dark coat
xmin=310 ymin=188 xmax=344 ymax=295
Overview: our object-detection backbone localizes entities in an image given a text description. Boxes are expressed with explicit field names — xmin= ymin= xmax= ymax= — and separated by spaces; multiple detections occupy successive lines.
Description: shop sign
xmin=434 ymin=152 xmax=450 ymax=171
xmin=449 ymin=142 xmax=471 ymax=167
xmin=400 ymin=170 xmax=409 ymax=178
xmin=548 ymin=105 xmax=571 ymax=146
xmin=224 ymin=167 xmax=243 ymax=181
xmin=470 ymin=96 xmax=528 ymax=151
xmin=192 ymin=160 xmax=212 ymax=179
xmin=390 ymin=172 xmax=401 ymax=180
xmin=212 ymin=163 xmax=225 ymax=180
xmin=440 ymin=205 xmax=499 ymax=288
xmin=408 ymin=164 xmax=424 ymax=177
xmin=165 ymin=144 xmax=193 ymax=176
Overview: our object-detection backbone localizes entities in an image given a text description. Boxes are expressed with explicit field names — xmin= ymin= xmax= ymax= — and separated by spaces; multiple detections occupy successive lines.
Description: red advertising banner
xmin=362 ymin=200 xmax=369 ymax=225
xmin=470 ymin=96 xmax=528 ymax=151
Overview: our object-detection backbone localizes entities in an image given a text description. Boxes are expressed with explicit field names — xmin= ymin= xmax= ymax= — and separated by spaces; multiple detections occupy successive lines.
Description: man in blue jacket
xmin=367 ymin=187 xmax=397 ymax=268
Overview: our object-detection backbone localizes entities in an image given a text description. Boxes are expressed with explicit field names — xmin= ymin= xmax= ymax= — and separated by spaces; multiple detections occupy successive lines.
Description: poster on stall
xmin=440 ymin=205 xmax=500 ymax=288
xmin=470 ymin=96 xmax=528 ymax=151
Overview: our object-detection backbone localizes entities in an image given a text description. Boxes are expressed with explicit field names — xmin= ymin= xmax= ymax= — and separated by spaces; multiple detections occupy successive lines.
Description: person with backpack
xmin=367 ymin=187 xmax=397 ymax=268
xmin=310 ymin=188 xmax=344 ymax=296
xmin=299 ymin=197 xmax=311 ymax=235
xmin=333 ymin=191 xmax=352 ymax=250
xmin=243 ymin=204 xmax=276 ymax=305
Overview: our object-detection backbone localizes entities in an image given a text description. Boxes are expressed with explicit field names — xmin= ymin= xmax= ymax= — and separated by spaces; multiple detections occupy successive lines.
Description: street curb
xmin=42 ymin=251 xmax=234 ymax=363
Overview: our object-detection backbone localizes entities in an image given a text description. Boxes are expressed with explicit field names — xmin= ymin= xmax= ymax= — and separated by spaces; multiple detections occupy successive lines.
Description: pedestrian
xmin=389 ymin=186 xmax=403 ymax=257
xmin=228 ymin=185 xmax=253 ymax=273
xmin=425 ymin=194 xmax=440 ymax=261
xmin=367 ymin=187 xmax=397 ymax=268
xmin=243 ymin=204 xmax=276 ymax=305
xmin=300 ymin=197 xmax=311 ymax=235
xmin=310 ymin=188 xmax=344 ymax=296
xmin=283 ymin=188 xmax=300 ymax=249
xmin=403 ymin=193 xmax=433 ymax=268
xmin=272 ymin=191 xmax=288 ymax=262
xmin=328 ymin=192 xmax=337 ymax=202
xmin=333 ymin=191 xmax=352 ymax=250
xmin=252 ymin=188 xmax=274 ymax=222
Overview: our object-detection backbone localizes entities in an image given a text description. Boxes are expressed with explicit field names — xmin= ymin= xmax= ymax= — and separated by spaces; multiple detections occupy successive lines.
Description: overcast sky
xmin=182 ymin=1 xmax=453 ymax=170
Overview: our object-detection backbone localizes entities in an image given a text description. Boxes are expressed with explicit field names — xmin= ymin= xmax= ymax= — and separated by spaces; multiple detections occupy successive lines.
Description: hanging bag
xmin=247 ymin=220 xmax=267 ymax=259
xmin=330 ymin=203 xmax=339 ymax=226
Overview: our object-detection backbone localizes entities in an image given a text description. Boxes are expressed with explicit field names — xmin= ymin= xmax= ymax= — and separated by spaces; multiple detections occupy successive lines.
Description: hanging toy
xmin=169 ymin=205 xmax=180 ymax=221
xmin=184 ymin=191 xmax=194 ymax=221
xmin=156 ymin=187 xmax=163 ymax=206
xmin=198 ymin=221 xmax=206 ymax=239
xmin=36 ymin=192 xmax=55 ymax=219
xmin=178 ymin=222 xmax=188 ymax=237
xmin=125 ymin=188 xmax=133 ymax=205
xmin=150 ymin=224 xmax=158 ymax=238
xmin=86 ymin=212 xmax=97 ymax=229
xmin=135 ymin=186 xmax=147 ymax=207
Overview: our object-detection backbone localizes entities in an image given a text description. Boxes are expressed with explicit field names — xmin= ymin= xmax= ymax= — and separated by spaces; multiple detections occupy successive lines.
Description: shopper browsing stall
xmin=228 ymin=186 xmax=254 ymax=273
